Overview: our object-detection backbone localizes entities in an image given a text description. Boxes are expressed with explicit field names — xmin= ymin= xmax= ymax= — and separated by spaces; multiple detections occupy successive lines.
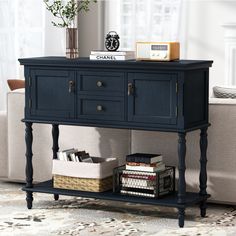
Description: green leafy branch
xmin=44 ymin=0 xmax=97 ymax=28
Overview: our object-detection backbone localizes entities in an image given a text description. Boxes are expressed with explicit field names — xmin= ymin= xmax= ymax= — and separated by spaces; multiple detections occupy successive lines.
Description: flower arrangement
xmin=43 ymin=0 xmax=97 ymax=28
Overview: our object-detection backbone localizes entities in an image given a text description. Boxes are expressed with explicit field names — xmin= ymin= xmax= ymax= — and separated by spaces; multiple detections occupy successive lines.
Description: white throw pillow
xmin=213 ymin=86 xmax=236 ymax=99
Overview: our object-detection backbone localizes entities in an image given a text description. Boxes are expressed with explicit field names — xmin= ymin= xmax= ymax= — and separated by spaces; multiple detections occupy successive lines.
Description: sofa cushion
xmin=209 ymin=97 xmax=236 ymax=105
xmin=213 ymin=86 xmax=236 ymax=99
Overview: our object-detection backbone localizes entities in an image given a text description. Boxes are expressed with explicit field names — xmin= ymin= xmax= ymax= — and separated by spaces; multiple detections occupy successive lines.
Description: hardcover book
xmin=90 ymin=50 xmax=135 ymax=56
xmin=122 ymin=170 xmax=156 ymax=176
xmin=90 ymin=50 xmax=135 ymax=61
xmin=126 ymin=153 xmax=163 ymax=164
xmin=122 ymin=186 xmax=157 ymax=195
xmin=89 ymin=54 xmax=134 ymax=61
xmin=126 ymin=162 xmax=158 ymax=167
xmin=121 ymin=177 xmax=155 ymax=189
xmin=122 ymin=173 xmax=156 ymax=180
xmin=125 ymin=163 xmax=165 ymax=172
xmin=120 ymin=189 xmax=155 ymax=198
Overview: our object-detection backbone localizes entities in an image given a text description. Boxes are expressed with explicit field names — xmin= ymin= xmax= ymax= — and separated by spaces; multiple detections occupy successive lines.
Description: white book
xmin=63 ymin=152 xmax=69 ymax=161
xmin=57 ymin=151 xmax=64 ymax=161
xmin=69 ymin=153 xmax=76 ymax=162
xmin=90 ymin=50 xmax=135 ymax=56
xmin=62 ymin=148 xmax=78 ymax=161
xmin=121 ymin=178 xmax=166 ymax=191
xmin=125 ymin=163 xmax=165 ymax=172
xmin=122 ymin=170 xmax=156 ymax=176
xmin=121 ymin=177 xmax=155 ymax=188
xmin=121 ymin=177 xmax=156 ymax=187
xmin=90 ymin=54 xmax=135 ymax=61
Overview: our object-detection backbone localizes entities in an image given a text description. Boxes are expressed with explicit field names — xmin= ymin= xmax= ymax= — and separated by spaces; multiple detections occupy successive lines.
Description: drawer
xmin=78 ymin=71 xmax=125 ymax=96
xmin=78 ymin=97 xmax=124 ymax=121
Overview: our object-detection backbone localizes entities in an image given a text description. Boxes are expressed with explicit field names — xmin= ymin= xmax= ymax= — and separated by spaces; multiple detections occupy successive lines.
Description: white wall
xmin=181 ymin=0 xmax=236 ymax=91
xmin=78 ymin=1 xmax=105 ymax=57
xmin=78 ymin=0 xmax=236 ymax=90
xmin=76 ymin=1 xmax=236 ymax=203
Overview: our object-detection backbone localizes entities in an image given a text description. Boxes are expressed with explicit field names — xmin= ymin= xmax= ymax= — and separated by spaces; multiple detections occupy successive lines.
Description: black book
xmin=121 ymin=186 xmax=156 ymax=194
xmin=126 ymin=153 xmax=163 ymax=164
xmin=75 ymin=151 xmax=93 ymax=163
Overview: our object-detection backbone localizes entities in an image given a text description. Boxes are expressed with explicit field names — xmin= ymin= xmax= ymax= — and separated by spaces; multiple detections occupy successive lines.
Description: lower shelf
xmin=22 ymin=180 xmax=210 ymax=208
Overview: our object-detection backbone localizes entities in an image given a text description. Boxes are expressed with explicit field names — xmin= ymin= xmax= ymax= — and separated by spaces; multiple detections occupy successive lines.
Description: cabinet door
xmin=30 ymin=69 xmax=75 ymax=119
xmin=128 ymin=73 xmax=177 ymax=124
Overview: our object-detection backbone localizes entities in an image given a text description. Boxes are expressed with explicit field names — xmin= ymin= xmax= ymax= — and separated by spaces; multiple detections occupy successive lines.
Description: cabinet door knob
xmin=128 ymin=83 xmax=134 ymax=96
xmin=69 ymin=80 xmax=74 ymax=93
xmin=97 ymin=105 xmax=103 ymax=111
xmin=97 ymin=81 xmax=103 ymax=87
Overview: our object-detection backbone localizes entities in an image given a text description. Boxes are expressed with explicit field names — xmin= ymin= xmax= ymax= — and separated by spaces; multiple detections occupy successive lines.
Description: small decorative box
xmin=113 ymin=166 xmax=175 ymax=198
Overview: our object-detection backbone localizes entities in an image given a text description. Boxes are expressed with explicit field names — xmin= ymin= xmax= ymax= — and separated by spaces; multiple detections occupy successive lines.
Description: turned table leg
xmin=25 ymin=122 xmax=33 ymax=209
xmin=177 ymin=132 xmax=186 ymax=227
xmin=52 ymin=124 xmax=59 ymax=201
xmin=199 ymin=127 xmax=208 ymax=217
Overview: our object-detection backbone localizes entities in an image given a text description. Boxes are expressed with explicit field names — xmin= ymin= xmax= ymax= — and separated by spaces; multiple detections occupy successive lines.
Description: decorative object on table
xmin=53 ymin=156 xmax=119 ymax=192
xmin=44 ymin=0 xmax=97 ymax=59
xmin=89 ymin=50 xmax=135 ymax=61
xmin=113 ymin=165 xmax=175 ymax=198
xmin=213 ymin=86 xmax=236 ymax=99
xmin=136 ymin=42 xmax=180 ymax=61
xmin=105 ymin=31 xmax=120 ymax=51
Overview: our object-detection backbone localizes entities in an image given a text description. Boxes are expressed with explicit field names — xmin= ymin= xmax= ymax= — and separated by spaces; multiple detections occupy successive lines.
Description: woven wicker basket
xmin=53 ymin=174 xmax=113 ymax=192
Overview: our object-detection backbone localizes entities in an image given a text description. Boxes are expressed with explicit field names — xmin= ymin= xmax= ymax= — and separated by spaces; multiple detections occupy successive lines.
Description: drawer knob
xmin=97 ymin=81 xmax=103 ymax=87
xmin=97 ymin=105 xmax=103 ymax=111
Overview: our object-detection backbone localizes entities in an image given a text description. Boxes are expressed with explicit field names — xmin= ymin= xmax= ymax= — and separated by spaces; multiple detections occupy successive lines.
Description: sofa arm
xmin=209 ymin=97 xmax=236 ymax=105
xmin=7 ymin=89 xmax=53 ymax=182
xmin=0 ymin=111 xmax=8 ymax=178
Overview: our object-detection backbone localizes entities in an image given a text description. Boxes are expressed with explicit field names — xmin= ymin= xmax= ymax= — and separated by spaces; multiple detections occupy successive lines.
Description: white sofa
xmin=1 ymin=89 xmax=236 ymax=204
xmin=2 ymin=89 xmax=130 ymax=182
xmin=0 ymin=110 xmax=7 ymax=178
xmin=132 ymin=97 xmax=236 ymax=204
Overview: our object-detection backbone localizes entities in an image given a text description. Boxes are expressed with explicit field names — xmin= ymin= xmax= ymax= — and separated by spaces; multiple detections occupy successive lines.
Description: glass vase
xmin=66 ymin=28 xmax=79 ymax=59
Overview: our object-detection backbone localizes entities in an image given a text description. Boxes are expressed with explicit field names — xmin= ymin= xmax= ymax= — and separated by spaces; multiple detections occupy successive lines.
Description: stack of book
xmin=89 ymin=50 xmax=135 ymax=61
xmin=57 ymin=148 xmax=93 ymax=163
xmin=118 ymin=153 xmax=174 ymax=198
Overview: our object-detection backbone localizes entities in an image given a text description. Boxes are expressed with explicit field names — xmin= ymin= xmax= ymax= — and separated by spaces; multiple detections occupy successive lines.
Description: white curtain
xmin=105 ymin=0 xmax=182 ymax=51
xmin=0 ymin=0 xmax=65 ymax=111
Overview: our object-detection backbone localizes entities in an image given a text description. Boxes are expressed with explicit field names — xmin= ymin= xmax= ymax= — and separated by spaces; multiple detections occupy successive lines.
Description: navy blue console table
xmin=19 ymin=57 xmax=213 ymax=227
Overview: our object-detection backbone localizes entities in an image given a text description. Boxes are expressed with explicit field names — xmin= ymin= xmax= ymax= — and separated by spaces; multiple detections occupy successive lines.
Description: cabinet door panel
xmin=30 ymin=69 xmax=75 ymax=119
xmin=128 ymin=73 xmax=177 ymax=124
